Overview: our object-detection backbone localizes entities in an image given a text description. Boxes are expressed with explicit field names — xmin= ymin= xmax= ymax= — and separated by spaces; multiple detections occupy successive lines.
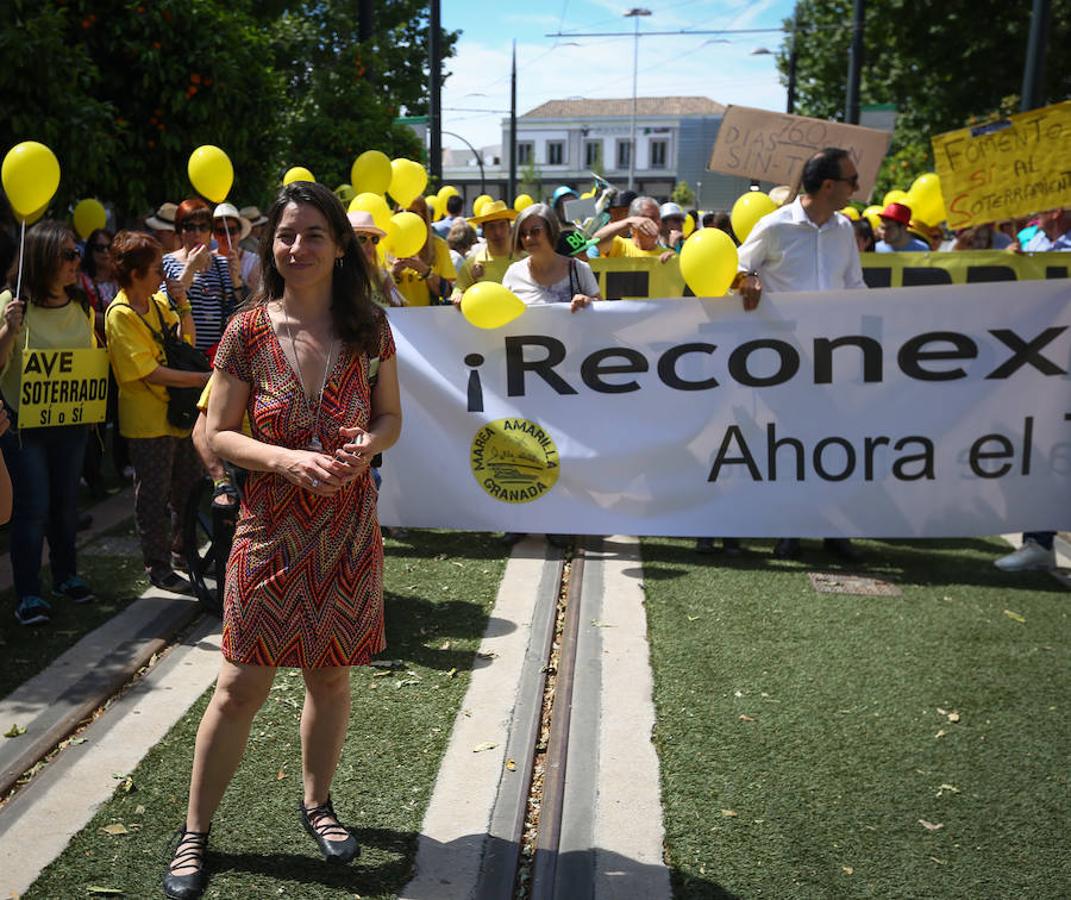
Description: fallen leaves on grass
xmin=936 ymin=784 xmax=960 ymax=797
xmin=4 ymin=723 xmax=27 ymax=738
xmin=1003 ymin=609 xmax=1026 ymax=624
xmin=86 ymin=886 xmax=125 ymax=895
xmin=721 ymin=809 xmax=737 ymax=818
xmin=936 ymin=708 xmax=961 ymax=724
xmin=918 ymin=819 xmax=944 ymax=832
xmin=935 ymin=729 xmax=947 ymax=739
xmin=276 ymin=768 xmax=287 ymax=781
xmin=739 ymin=714 xmax=755 ymax=723
xmin=100 ymin=823 xmax=130 ymax=836
xmin=473 ymin=741 xmax=497 ymax=753
xmin=842 ymin=866 xmax=854 ymax=876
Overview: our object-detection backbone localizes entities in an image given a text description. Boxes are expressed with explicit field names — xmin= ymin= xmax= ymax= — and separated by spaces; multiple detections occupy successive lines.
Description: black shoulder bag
xmin=145 ymin=298 xmax=212 ymax=429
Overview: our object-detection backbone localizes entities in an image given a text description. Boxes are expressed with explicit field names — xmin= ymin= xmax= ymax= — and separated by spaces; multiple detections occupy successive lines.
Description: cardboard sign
xmin=20 ymin=347 xmax=109 ymax=428
xmin=932 ymin=99 xmax=1071 ymax=229
xmin=708 ymin=105 xmax=891 ymax=200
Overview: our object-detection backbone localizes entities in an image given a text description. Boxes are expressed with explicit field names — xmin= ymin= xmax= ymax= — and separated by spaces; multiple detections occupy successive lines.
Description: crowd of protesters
xmin=0 ymin=156 xmax=1068 ymax=628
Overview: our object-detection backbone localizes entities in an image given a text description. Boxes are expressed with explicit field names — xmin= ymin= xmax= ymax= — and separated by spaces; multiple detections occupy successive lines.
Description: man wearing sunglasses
xmin=730 ymin=147 xmax=868 ymax=563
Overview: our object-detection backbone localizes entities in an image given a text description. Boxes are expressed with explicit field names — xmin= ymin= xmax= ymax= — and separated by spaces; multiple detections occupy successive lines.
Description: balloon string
xmin=14 ymin=219 xmax=26 ymax=301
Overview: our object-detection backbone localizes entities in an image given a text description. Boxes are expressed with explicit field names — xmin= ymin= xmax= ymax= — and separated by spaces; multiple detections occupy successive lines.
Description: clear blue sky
xmin=440 ymin=0 xmax=795 ymax=150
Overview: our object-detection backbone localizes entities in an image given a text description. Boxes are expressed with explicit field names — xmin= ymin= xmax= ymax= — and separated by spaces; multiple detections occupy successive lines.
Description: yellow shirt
xmin=105 ymin=290 xmax=191 ymax=438
xmin=0 ymin=290 xmax=95 ymax=415
xmin=197 ymin=372 xmax=253 ymax=437
xmin=393 ymin=235 xmax=458 ymax=307
xmin=450 ymin=246 xmax=522 ymax=302
xmin=606 ymin=235 xmax=664 ymax=258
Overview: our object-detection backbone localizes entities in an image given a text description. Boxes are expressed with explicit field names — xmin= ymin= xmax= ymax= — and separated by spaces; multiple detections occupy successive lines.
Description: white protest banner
xmin=707 ymin=105 xmax=891 ymax=200
xmin=377 ymin=282 xmax=1071 ymax=538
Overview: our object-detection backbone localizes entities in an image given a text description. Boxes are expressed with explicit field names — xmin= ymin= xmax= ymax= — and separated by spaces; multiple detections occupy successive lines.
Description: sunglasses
xmin=835 ymin=174 xmax=860 ymax=189
xmin=214 ymin=224 xmax=241 ymax=237
xmin=61 ymin=248 xmax=81 ymax=261
xmin=91 ymin=243 xmax=111 ymax=252
xmin=520 ymin=225 xmax=545 ymax=240
xmin=356 ymin=234 xmax=380 ymax=245
xmin=181 ymin=221 xmax=212 ymax=233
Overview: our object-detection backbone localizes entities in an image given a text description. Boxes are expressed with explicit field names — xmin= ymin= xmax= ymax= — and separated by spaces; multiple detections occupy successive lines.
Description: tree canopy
xmin=0 ymin=0 xmax=457 ymax=221
xmin=777 ymin=1 xmax=1071 ymax=195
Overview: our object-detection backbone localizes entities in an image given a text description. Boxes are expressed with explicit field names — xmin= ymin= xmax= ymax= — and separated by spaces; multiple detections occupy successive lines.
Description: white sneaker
xmin=994 ymin=539 xmax=1055 ymax=572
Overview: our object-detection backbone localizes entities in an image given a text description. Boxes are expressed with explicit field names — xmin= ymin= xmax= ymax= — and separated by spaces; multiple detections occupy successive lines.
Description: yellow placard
xmin=589 ymin=256 xmax=688 ymax=299
xmin=932 ymin=100 xmax=1071 ymax=229
xmin=860 ymin=250 xmax=1070 ymax=288
xmin=20 ymin=347 xmax=110 ymax=428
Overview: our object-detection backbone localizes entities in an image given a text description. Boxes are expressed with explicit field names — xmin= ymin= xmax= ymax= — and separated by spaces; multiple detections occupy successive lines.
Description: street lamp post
xmin=624 ymin=7 xmax=651 ymax=191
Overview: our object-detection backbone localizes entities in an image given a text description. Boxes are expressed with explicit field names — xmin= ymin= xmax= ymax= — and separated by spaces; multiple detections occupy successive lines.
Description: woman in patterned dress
xmin=164 ymin=182 xmax=401 ymax=900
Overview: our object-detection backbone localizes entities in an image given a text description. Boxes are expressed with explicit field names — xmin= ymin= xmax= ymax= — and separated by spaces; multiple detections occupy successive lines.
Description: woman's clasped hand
xmin=278 ymin=426 xmax=377 ymax=496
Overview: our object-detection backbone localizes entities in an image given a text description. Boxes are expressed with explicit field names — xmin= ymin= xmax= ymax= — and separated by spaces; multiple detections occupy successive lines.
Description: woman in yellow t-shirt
xmin=389 ymin=195 xmax=457 ymax=306
xmin=105 ymin=231 xmax=209 ymax=595
xmin=0 ymin=221 xmax=97 ymax=625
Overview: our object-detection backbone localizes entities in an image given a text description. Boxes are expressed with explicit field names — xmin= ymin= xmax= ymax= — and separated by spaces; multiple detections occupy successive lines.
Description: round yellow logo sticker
xmin=471 ymin=418 xmax=560 ymax=504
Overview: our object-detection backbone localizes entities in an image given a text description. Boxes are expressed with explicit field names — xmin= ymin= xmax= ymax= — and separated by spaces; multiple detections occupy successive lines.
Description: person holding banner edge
xmin=0 ymin=221 xmax=97 ymax=625
xmin=733 ymin=147 xmax=866 ymax=563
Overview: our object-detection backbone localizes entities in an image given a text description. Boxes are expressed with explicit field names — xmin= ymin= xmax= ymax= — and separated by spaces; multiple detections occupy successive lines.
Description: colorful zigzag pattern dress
xmin=213 ymin=305 xmax=395 ymax=668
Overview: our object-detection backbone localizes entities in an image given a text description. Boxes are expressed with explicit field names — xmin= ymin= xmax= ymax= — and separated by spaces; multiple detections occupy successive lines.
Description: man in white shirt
xmin=734 ymin=147 xmax=866 ymax=562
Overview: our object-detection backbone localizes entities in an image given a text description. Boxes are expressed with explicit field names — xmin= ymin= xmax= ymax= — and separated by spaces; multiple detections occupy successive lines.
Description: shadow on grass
xmin=634 ymin=537 xmax=1067 ymax=594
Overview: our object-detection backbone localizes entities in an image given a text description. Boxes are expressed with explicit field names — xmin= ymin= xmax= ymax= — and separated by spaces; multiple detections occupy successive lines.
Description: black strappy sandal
xmin=162 ymin=824 xmax=210 ymax=899
xmin=299 ymin=796 xmax=360 ymax=864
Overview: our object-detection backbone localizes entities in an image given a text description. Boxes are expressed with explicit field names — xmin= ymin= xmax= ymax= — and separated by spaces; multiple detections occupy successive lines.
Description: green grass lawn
xmin=0 ymin=518 xmax=148 ymax=699
xmin=642 ymin=537 xmax=1070 ymax=900
xmin=23 ymin=530 xmax=508 ymax=900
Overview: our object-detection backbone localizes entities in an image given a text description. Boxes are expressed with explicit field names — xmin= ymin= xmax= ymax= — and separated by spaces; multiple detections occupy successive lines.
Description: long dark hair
xmin=255 ymin=182 xmax=380 ymax=355
xmin=7 ymin=220 xmax=81 ymax=305
xmin=82 ymin=228 xmax=114 ymax=279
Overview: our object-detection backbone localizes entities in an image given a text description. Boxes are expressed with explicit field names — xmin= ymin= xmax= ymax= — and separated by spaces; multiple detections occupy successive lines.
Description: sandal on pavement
xmin=163 ymin=824 xmax=210 ymax=900
xmin=299 ymin=796 xmax=360 ymax=864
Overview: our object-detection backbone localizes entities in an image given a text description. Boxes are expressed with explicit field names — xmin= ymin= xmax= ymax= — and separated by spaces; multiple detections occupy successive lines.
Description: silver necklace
xmin=282 ymin=303 xmax=335 ymax=451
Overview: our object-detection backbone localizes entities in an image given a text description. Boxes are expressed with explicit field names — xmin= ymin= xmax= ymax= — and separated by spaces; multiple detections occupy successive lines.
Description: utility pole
xmin=844 ymin=0 xmax=864 ymax=123
xmin=786 ymin=5 xmax=799 ymax=114
xmin=1020 ymin=0 xmax=1050 ymax=111
xmin=624 ymin=8 xmax=651 ymax=191
xmin=429 ymin=0 xmax=443 ymax=181
xmin=509 ymin=41 xmax=517 ymax=202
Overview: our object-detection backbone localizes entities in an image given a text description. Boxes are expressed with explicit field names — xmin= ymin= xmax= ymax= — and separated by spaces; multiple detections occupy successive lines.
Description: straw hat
xmin=467 ymin=199 xmax=519 ymax=226
xmin=212 ymin=203 xmax=252 ymax=242
xmin=239 ymin=205 xmax=268 ymax=227
xmin=347 ymin=210 xmax=387 ymax=237
xmin=768 ymin=185 xmax=793 ymax=207
xmin=145 ymin=202 xmax=178 ymax=231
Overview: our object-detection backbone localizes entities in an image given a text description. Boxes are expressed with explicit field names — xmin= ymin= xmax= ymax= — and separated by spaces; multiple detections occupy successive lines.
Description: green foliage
xmin=0 ymin=0 xmax=457 ymax=220
xmin=671 ymin=180 xmax=695 ymax=206
xmin=778 ymin=1 xmax=1071 ymax=195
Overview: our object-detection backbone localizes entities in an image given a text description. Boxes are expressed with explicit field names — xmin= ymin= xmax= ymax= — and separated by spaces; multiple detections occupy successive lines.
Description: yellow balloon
xmin=388 ymin=158 xmax=428 ymax=209
xmin=351 ymin=150 xmax=392 ymax=196
xmin=862 ymin=205 xmax=883 ymax=232
xmin=907 ymin=172 xmax=946 ymax=225
xmin=580 ymin=188 xmax=596 ymax=199
xmin=472 ymin=194 xmax=493 ymax=217
xmin=839 ymin=205 xmax=861 ymax=221
xmin=882 ymin=188 xmax=910 ymax=209
xmin=2 ymin=141 xmax=61 ymax=220
xmin=73 ymin=198 xmax=107 ymax=239
xmin=24 ymin=200 xmax=49 ymax=225
xmin=460 ymin=281 xmax=526 ymax=330
xmin=682 ymin=212 xmax=696 ymax=239
xmin=334 ymin=183 xmax=356 ymax=204
xmin=388 ymin=211 xmax=428 ymax=258
xmin=513 ymin=193 xmax=534 ymax=212
xmin=680 ymin=228 xmax=738 ymax=298
xmin=425 ymin=195 xmax=439 ymax=219
xmin=187 ymin=145 xmax=233 ymax=204
xmin=437 ymin=184 xmax=459 ymax=202
xmin=349 ymin=192 xmax=392 ymax=232
xmin=730 ymin=191 xmax=777 ymax=243
xmin=283 ymin=166 xmax=315 ymax=185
